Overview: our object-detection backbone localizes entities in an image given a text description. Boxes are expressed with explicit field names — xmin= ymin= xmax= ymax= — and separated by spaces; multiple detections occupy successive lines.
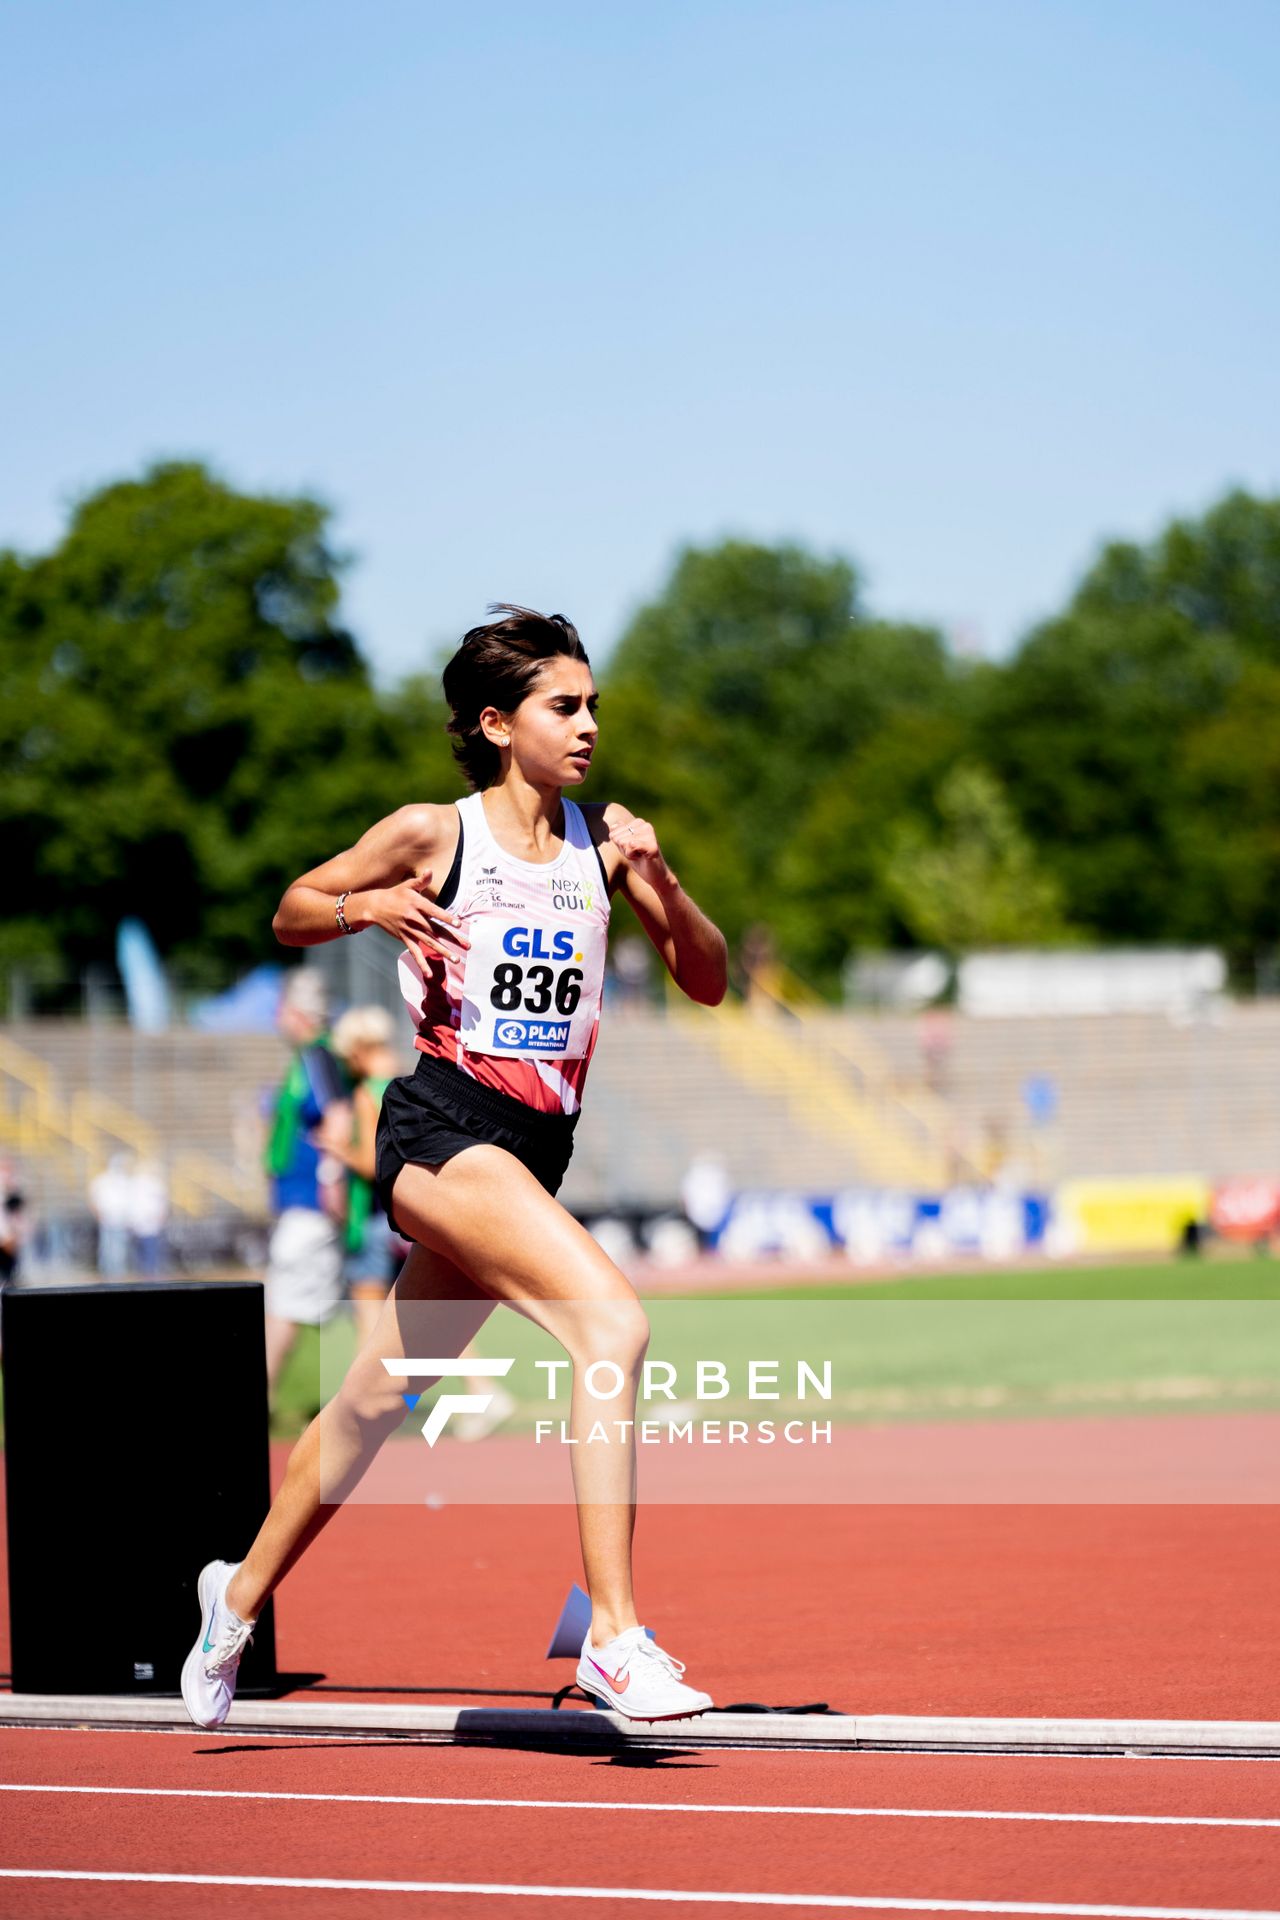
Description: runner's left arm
xmin=603 ymin=804 xmax=728 ymax=1006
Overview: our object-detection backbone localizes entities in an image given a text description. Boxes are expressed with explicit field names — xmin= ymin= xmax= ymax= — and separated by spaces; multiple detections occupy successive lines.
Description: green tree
xmin=1074 ymin=490 xmax=1280 ymax=664
xmin=973 ymin=490 xmax=1280 ymax=956
xmin=1174 ymin=660 xmax=1280 ymax=965
xmin=0 ymin=462 xmax=461 ymax=985
xmin=592 ymin=539 xmax=962 ymax=962
xmin=976 ymin=605 xmax=1242 ymax=941
xmin=771 ymin=709 xmax=969 ymax=986
xmin=885 ymin=762 xmax=1074 ymax=953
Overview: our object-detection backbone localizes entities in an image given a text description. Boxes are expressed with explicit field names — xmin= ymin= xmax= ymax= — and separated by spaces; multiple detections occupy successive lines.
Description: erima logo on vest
xmin=502 ymin=927 xmax=576 ymax=960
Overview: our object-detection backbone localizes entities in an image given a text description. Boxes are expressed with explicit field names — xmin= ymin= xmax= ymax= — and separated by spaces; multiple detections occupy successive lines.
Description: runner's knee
xmin=560 ymin=1297 xmax=650 ymax=1379
xmin=336 ymin=1357 xmax=426 ymax=1428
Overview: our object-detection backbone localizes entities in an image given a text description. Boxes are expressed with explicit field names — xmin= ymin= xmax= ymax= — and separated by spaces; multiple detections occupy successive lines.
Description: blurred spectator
xmin=610 ymin=935 xmax=653 ymax=1007
xmin=918 ymin=1006 xmax=954 ymax=1094
xmin=978 ymin=1118 xmax=1009 ymax=1186
xmin=262 ymin=970 xmax=348 ymax=1396
xmin=739 ymin=923 xmax=780 ymax=1009
xmin=129 ymin=1160 xmax=170 ymax=1276
xmin=317 ymin=1004 xmax=515 ymax=1439
xmin=0 ymin=1173 xmax=27 ymax=1284
xmin=90 ymin=1153 xmax=135 ymax=1280
xmin=680 ymin=1153 xmax=731 ymax=1252
xmin=318 ymin=1004 xmax=406 ymax=1347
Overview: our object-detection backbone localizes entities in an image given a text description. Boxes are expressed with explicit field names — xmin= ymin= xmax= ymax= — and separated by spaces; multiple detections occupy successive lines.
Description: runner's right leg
xmin=350 ymin=1286 xmax=387 ymax=1350
xmin=263 ymin=1314 xmax=300 ymax=1395
xmin=226 ymin=1245 xmax=493 ymax=1621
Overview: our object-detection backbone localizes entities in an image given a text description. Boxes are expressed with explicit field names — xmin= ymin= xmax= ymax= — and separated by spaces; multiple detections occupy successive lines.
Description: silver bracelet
xmin=335 ymin=891 xmax=355 ymax=936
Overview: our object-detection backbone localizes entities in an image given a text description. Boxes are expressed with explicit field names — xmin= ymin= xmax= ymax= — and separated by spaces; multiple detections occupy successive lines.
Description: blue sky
xmin=2 ymin=0 xmax=1276 ymax=679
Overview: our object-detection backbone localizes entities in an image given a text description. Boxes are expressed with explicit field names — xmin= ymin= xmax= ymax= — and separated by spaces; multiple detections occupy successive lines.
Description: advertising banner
xmin=1054 ymin=1176 xmax=1210 ymax=1255
xmin=713 ymin=1187 xmax=1051 ymax=1264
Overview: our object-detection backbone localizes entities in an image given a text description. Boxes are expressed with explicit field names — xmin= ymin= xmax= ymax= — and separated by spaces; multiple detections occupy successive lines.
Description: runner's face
xmin=495 ymin=659 xmax=599 ymax=785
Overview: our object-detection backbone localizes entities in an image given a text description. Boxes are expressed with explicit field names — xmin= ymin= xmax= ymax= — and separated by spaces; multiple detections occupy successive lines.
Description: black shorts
xmin=375 ymin=1051 xmax=579 ymax=1237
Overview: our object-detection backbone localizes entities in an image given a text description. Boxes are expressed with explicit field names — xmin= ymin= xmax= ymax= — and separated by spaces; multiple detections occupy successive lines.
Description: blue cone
xmin=545 ymin=1582 xmax=656 ymax=1659
xmin=545 ymin=1582 xmax=592 ymax=1658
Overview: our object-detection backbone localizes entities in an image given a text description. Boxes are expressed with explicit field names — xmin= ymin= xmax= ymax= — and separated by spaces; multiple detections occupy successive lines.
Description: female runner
xmin=183 ymin=604 xmax=728 ymax=1727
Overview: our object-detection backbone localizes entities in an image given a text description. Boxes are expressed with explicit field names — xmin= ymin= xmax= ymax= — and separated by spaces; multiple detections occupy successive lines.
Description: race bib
xmin=459 ymin=915 xmax=606 ymax=1060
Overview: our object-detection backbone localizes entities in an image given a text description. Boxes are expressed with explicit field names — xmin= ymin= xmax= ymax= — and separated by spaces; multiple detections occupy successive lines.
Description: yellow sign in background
xmin=1056 ymin=1177 xmax=1211 ymax=1254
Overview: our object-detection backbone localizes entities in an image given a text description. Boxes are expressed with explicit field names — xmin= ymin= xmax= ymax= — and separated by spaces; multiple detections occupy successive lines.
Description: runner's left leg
xmin=388 ymin=1147 xmax=651 ymax=1648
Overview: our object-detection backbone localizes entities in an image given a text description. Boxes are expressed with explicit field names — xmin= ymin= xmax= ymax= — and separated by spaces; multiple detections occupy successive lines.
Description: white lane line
xmin=0 ymin=1874 xmax=1276 ymax=1916
xmin=1 ymin=1783 xmax=1278 ymax=1829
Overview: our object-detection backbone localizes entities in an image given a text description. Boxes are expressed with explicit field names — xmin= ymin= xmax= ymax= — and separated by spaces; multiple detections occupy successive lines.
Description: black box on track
xmin=2 ymin=1279 xmax=278 ymax=1696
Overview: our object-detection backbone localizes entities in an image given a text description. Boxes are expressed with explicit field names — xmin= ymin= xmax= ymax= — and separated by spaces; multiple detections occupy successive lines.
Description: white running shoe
xmin=181 ymin=1560 xmax=255 ymax=1730
xmin=576 ymin=1626 xmax=713 ymax=1722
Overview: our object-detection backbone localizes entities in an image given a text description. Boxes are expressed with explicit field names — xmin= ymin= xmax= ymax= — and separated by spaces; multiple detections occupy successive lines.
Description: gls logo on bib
xmin=502 ymin=927 xmax=580 ymax=962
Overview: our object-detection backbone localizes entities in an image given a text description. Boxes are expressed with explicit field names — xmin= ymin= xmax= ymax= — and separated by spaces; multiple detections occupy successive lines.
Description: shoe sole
xmin=180 ymin=1562 xmax=229 ymax=1731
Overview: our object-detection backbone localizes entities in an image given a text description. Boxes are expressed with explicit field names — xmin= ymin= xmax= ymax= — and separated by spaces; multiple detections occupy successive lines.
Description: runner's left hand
xmin=609 ymin=816 xmax=675 ymax=893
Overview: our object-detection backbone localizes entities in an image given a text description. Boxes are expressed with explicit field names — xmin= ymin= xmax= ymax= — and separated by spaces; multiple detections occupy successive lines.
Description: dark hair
xmin=442 ymin=603 xmax=591 ymax=789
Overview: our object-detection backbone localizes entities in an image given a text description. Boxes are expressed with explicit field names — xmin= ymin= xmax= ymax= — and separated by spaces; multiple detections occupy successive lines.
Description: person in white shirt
xmin=128 ymin=1160 xmax=169 ymax=1277
xmin=89 ymin=1154 xmax=134 ymax=1281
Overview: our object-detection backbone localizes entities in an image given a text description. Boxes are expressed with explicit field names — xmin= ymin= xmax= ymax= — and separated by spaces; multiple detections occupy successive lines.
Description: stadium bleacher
xmin=823 ymin=1005 xmax=1280 ymax=1183
xmin=3 ymin=998 xmax=1278 ymax=1233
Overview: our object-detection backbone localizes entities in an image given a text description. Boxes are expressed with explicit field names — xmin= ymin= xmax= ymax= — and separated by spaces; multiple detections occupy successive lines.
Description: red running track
xmin=2 ymin=1431 xmax=1278 ymax=1914
xmin=0 ymin=1731 xmax=1278 ymax=1917
xmin=3 ymin=1436 xmax=1277 ymax=1718
xmin=187 ymin=1442 xmax=1280 ymax=1720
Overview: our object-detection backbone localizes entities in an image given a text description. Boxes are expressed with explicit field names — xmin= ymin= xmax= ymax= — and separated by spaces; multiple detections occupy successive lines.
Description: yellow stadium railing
xmin=662 ymin=962 xmax=973 ymax=1190
xmin=0 ymin=1031 xmax=259 ymax=1217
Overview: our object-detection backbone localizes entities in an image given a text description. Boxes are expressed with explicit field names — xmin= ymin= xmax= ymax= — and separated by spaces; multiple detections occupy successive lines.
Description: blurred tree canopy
xmin=885 ymin=763 xmax=1075 ymax=954
xmin=590 ymin=541 xmax=965 ymax=974
xmin=0 ymin=462 xmax=459 ymax=985
xmin=976 ymin=490 xmax=1280 ymax=966
xmin=4 ymin=465 xmax=1279 ymax=996
xmin=595 ymin=498 xmax=1280 ymax=984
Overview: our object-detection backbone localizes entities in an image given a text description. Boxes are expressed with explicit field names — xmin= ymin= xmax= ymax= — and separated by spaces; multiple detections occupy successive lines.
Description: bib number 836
xmin=490 ymin=963 xmax=583 ymax=1017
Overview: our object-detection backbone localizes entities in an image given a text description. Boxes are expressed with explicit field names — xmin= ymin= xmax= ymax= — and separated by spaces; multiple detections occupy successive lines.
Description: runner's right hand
xmin=363 ymin=875 xmax=470 ymax=961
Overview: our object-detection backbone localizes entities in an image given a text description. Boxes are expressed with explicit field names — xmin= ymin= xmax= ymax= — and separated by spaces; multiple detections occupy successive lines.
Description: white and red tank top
xmin=397 ymin=790 xmax=611 ymax=1115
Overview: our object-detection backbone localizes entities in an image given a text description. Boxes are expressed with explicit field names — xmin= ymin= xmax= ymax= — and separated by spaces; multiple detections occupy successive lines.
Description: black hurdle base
xmin=2 ymin=1280 xmax=278 ymax=1697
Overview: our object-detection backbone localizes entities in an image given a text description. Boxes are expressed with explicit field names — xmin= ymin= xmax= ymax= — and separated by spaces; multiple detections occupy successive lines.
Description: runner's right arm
xmin=271 ymin=804 xmax=469 ymax=959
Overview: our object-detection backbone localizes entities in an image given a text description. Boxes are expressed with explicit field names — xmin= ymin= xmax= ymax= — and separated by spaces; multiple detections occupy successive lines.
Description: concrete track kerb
xmin=2 ymin=1695 xmax=1278 ymax=1756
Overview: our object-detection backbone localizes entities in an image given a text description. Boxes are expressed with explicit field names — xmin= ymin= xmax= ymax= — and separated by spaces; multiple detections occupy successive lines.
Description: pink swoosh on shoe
xmin=586 ymin=1657 xmax=630 ymax=1694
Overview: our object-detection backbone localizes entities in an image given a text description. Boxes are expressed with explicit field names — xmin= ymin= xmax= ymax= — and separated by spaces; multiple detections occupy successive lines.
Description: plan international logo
xmin=384 ymin=1357 xmax=832 ymax=1446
